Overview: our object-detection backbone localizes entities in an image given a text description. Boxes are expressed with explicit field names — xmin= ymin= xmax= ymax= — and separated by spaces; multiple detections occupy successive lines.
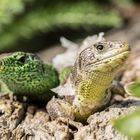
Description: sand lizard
xmin=47 ymin=41 xmax=130 ymax=122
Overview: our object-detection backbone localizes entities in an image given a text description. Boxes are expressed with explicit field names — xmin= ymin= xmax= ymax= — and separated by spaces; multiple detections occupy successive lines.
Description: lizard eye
xmin=17 ymin=56 xmax=26 ymax=64
xmin=96 ymin=44 xmax=104 ymax=50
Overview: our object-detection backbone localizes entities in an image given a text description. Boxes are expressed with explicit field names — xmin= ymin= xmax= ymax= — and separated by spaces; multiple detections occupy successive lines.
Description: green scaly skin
xmin=0 ymin=52 xmax=59 ymax=102
xmin=47 ymin=41 xmax=130 ymax=122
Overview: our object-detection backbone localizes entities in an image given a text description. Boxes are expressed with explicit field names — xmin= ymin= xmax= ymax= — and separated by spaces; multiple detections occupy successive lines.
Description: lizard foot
xmin=46 ymin=97 xmax=75 ymax=120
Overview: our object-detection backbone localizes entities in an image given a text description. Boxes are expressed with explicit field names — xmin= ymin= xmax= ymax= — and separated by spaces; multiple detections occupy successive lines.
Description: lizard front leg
xmin=46 ymin=97 xmax=75 ymax=120
xmin=46 ymin=89 xmax=112 ymax=123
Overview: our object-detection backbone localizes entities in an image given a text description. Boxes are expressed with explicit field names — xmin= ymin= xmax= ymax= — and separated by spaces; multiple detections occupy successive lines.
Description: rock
xmin=75 ymin=98 xmax=140 ymax=140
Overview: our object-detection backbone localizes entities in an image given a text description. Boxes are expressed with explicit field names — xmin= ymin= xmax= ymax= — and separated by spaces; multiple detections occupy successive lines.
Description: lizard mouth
xmin=85 ymin=42 xmax=130 ymax=68
xmin=95 ymin=50 xmax=130 ymax=66
xmin=85 ymin=49 xmax=130 ymax=70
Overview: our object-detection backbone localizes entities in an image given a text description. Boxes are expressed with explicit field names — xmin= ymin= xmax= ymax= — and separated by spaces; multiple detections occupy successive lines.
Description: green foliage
xmin=0 ymin=0 xmax=137 ymax=52
xmin=0 ymin=0 xmax=23 ymax=28
xmin=113 ymin=80 xmax=140 ymax=139
xmin=126 ymin=81 xmax=140 ymax=97
xmin=0 ymin=0 xmax=33 ymax=32
xmin=113 ymin=109 xmax=140 ymax=140
xmin=0 ymin=0 xmax=123 ymax=52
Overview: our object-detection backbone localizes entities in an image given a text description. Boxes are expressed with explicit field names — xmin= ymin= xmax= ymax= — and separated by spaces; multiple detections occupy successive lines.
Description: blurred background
xmin=0 ymin=0 xmax=140 ymax=60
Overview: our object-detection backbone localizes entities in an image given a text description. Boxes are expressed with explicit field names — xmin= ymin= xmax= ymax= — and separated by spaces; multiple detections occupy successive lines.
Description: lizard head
xmin=0 ymin=52 xmax=46 ymax=92
xmin=0 ymin=52 xmax=44 ymax=74
xmin=0 ymin=51 xmax=59 ymax=101
xmin=76 ymin=41 xmax=130 ymax=73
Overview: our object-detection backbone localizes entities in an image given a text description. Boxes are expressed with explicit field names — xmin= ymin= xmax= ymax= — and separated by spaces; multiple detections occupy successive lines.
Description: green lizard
xmin=47 ymin=41 xmax=130 ymax=122
xmin=0 ymin=52 xmax=59 ymax=102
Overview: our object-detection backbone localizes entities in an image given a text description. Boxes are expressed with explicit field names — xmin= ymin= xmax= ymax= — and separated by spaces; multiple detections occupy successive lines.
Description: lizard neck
xmin=76 ymin=70 xmax=115 ymax=100
xmin=72 ymin=70 xmax=115 ymax=121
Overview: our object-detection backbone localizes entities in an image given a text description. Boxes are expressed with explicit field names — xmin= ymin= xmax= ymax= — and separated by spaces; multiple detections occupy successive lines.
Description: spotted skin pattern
xmin=0 ymin=52 xmax=59 ymax=101
xmin=47 ymin=41 xmax=130 ymax=122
